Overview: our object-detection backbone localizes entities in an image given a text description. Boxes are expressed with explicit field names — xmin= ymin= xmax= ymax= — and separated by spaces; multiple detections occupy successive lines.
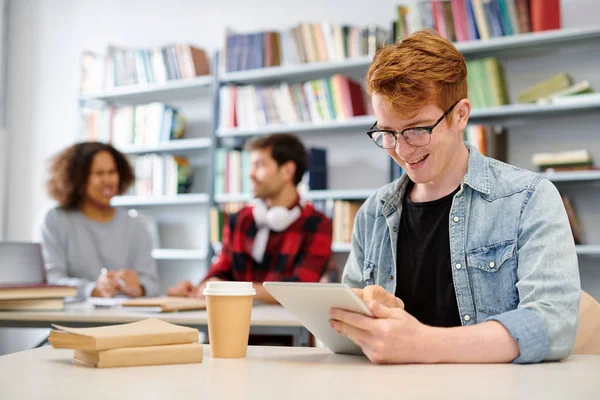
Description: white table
xmin=0 ymin=346 xmax=598 ymax=399
xmin=0 ymin=302 xmax=310 ymax=346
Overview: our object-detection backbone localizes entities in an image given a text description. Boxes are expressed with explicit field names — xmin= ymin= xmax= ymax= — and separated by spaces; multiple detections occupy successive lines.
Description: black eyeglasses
xmin=366 ymin=101 xmax=459 ymax=149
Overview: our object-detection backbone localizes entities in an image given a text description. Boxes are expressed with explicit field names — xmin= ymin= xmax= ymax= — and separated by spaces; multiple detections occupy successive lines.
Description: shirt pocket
xmin=363 ymin=260 xmax=376 ymax=286
xmin=466 ymin=240 xmax=519 ymax=316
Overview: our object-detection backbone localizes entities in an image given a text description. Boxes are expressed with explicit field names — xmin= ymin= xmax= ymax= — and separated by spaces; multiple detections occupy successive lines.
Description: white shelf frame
xmin=217 ymin=115 xmax=373 ymax=137
xmin=119 ymin=137 xmax=213 ymax=155
xmin=219 ymin=27 xmax=600 ymax=84
xmin=151 ymin=249 xmax=207 ymax=261
xmin=575 ymin=245 xmax=600 ymax=257
xmin=111 ymin=193 xmax=210 ymax=207
xmin=542 ymin=170 xmax=600 ymax=182
xmin=79 ymin=75 xmax=213 ymax=104
xmin=214 ymin=188 xmax=377 ymax=203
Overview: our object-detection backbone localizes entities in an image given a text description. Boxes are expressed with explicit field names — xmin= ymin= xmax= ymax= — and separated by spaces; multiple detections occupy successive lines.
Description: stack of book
xmin=49 ymin=318 xmax=203 ymax=368
xmin=81 ymin=44 xmax=210 ymax=95
xmin=81 ymin=103 xmax=186 ymax=147
xmin=518 ymin=73 xmax=595 ymax=105
xmin=531 ymin=149 xmax=595 ymax=172
xmin=129 ymin=155 xmax=193 ymax=197
xmin=219 ymin=75 xmax=368 ymax=130
xmin=224 ymin=23 xmax=389 ymax=72
xmin=0 ymin=284 xmax=77 ymax=311
xmin=466 ymin=58 xmax=509 ymax=109
xmin=392 ymin=0 xmax=560 ymax=42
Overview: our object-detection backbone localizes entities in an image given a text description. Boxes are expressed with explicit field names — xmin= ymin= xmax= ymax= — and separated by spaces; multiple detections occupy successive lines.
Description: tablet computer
xmin=263 ymin=282 xmax=372 ymax=355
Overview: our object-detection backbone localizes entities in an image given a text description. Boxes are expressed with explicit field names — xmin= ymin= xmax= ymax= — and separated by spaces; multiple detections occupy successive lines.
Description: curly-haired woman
xmin=39 ymin=142 xmax=159 ymax=298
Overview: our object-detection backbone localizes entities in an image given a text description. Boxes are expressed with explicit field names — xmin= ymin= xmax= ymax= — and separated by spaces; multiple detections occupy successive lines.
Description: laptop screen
xmin=0 ymin=242 xmax=47 ymax=285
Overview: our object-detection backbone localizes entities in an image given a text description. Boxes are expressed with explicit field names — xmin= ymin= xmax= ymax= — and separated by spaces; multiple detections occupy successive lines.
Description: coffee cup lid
xmin=203 ymin=281 xmax=256 ymax=296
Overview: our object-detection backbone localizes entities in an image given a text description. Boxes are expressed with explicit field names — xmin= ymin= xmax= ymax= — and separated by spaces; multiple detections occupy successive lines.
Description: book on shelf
xmin=466 ymin=57 xmax=509 ymax=109
xmin=74 ymin=343 xmax=204 ymax=368
xmin=529 ymin=0 xmax=561 ymax=33
xmin=518 ymin=72 xmax=573 ymax=104
xmin=213 ymin=148 xmax=251 ymax=196
xmin=223 ymin=22 xmax=389 ymax=72
xmin=0 ymin=283 xmax=77 ymax=301
xmin=313 ymin=199 xmax=362 ymax=243
xmin=49 ymin=318 xmax=199 ymax=351
xmin=0 ymin=298 xmax=64 ymax=311
xmin=81 ymin=103 xmax=187 ymax=148
xmin=531 ymin=149 xmax=593 ymax=172
xmin=391 ymin=0 xmax=556 ymax=44
xmin=80 ymin=44 xmax=210 ymax=95
xmin=535 ymin=81 xmax=594 ymax=105
xmin=298 ymin=148 xmax=328 ymax=193
xmin=219 ymin=75 xmax=368 ymax=130
xmin=465 ymin=124 xmax=508 ymax=161
xmin=561 ymin=195 xmax=583 ymax=245
xmin=130 ymin=154 xmax=193 ymax=197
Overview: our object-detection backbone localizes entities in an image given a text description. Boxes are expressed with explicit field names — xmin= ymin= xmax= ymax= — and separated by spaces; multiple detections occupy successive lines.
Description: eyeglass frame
xmin=366 ymin=101 xmax=460 ymax=149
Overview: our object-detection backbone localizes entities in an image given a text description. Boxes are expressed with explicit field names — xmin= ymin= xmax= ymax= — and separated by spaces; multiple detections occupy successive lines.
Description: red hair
xmin=366 ymin=29 xmax=467 ymax=124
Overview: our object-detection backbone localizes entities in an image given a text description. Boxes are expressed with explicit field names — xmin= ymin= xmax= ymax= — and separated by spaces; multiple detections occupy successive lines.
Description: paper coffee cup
xmin=203 ymin=282 xmax=256 ymax=358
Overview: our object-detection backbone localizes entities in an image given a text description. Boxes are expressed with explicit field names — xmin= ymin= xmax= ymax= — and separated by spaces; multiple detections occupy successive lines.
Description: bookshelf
xmin=211 ymin=22 xmax=600 ymax=293
xmin=75 ymin=23 xmax=600 ymax=295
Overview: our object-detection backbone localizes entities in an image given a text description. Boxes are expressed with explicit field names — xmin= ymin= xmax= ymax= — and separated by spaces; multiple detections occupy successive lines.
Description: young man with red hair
xmin=334 ymin=30 xmax=580 ymax=364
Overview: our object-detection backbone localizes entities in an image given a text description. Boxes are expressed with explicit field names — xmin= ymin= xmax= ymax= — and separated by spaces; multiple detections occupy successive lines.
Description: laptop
xmin=0 ymin=242 xmax=78 ymax=303
xmin=0 ymin=242 xmax=48 ymax=286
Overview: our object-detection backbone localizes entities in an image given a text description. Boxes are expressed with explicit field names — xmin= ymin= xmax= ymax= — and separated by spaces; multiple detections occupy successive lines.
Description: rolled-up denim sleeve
xmin=488 ymin=177 xmax=580 ymax=363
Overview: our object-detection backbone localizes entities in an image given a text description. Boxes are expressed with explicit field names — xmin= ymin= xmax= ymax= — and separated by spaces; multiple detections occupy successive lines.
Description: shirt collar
xmin=379 ymin=143 xmax=491 ymax=213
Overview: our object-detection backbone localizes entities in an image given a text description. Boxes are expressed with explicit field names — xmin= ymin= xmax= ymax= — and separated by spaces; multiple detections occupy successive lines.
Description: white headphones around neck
xmin=251 ymin=200 xmax=303 ymax=263
xmin=252 ymin=201 xmax=302 ymax=232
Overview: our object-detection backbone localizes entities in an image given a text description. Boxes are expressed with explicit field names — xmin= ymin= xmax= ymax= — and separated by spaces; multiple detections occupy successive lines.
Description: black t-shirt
xmin=395 ymin=182 xmax=461 ymax=327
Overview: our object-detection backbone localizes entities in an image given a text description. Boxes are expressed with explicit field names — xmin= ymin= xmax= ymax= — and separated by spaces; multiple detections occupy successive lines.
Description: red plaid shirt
xmin=205 ymin=201 xmax=333 ymax=283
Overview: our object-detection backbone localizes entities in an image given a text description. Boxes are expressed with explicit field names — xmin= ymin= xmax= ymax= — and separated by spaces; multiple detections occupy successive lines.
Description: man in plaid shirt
xmin=168 ymin=134 xmax=333 ymax=303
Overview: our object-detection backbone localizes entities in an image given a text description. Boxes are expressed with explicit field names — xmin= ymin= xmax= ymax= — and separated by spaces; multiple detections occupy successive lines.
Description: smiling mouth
xmin=404 ymin=154 xmax=429 ymax=164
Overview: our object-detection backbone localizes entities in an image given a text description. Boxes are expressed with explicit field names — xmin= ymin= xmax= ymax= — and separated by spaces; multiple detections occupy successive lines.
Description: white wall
xmin=0 ymin=0 xmax=7 ymax=239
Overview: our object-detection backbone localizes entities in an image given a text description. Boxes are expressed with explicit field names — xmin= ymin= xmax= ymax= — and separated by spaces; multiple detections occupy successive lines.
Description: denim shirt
xmin=342 ymin=144 xmax=581 ymax=363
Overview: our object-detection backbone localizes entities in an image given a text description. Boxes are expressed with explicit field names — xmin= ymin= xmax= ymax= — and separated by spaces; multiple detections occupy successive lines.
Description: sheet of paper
xmin=86 ymin=295 xmax=130 ymax=308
